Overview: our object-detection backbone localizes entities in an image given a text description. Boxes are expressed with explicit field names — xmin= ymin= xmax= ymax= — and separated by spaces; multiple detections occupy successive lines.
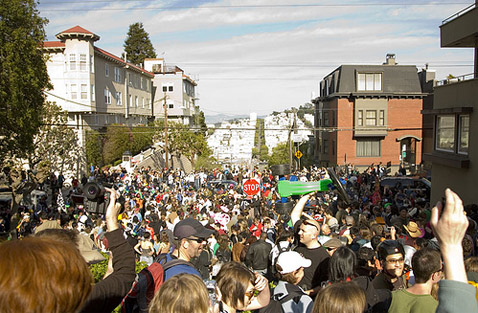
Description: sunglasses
xmin=244 ymin=288 xmax=258 ymax=299
xmin=186 ymin=237 xmax=205 ymax=244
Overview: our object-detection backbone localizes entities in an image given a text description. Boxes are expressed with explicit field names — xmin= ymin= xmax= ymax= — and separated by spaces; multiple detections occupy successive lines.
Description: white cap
xmin=276 ymin=251 xmax=312 ymax=274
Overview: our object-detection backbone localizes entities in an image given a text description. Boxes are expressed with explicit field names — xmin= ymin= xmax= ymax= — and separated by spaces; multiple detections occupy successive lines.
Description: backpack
xmin=270 ymin=242 xmax=292 ymax=275
xmin=256 ymin=287 xmax=303 ymax=313
xmin=121 ymin=255 xmax=192 ymax=313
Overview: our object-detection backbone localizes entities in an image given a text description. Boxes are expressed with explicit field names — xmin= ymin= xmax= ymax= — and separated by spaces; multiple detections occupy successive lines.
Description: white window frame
xmin=116 ymin=92 xmax=122 ymax=106
xmin=129 ymin=95 xmax=133 ymax=107
xmin=365 ymin=110 xmax=377 ymax=126
xmin=69 ymin=54 xmax=76 ymax=71
xmin=90 ymin=55 xmax=94 ymax=73
xmin=356 ymin=139 xmax=381 ymax=157
xmin=91 ymin=84 xmax=95 ymax=101
xmin=104 ymin=87 xmax=111 ymax=104
xmin=80 ymin=54 xmax=87 ymax=71
xmin=105 ymin=63 xmax=109 ymax=77
xmin=70 ymin=83 xmax=77 ymax=99
xmin=142 ymin=97 xmax=145 ymax=108
xmin=114 ymin=67 xmax=121 ymax=83
xmin=80 ymin=84 xmax=88 ymax=99
xmin=458 ymin=115 xmax=469 ymax=155
xmin=357 ymin=73 xmax=382 ymax=91
xmin=435 ymin=115 xmax=455 ymax=152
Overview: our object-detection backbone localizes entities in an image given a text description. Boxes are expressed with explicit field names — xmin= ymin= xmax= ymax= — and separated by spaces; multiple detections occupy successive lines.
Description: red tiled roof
xmin=42 ymin=41 xmax=65 ymax=48
xmin=94 ymin=47 xmax=154 ymax=77
xmin=59 ymin=25 xmax=95 ymax=35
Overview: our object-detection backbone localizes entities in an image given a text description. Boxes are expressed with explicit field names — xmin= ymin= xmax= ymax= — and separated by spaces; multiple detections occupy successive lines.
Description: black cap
xmin=174 ymin=218 xmax=214 ymax=239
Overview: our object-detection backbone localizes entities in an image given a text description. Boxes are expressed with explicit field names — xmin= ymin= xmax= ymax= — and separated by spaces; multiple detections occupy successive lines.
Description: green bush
xmin=90 ymin=252 xmax=148 ymax=283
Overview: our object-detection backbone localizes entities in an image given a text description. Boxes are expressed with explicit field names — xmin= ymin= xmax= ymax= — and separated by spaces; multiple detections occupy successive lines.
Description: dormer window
xmin=357 ymin=73 xmax=382 ymax=91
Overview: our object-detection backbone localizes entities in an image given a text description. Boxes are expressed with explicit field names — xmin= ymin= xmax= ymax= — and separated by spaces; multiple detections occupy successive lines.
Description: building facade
xmin=42 ymin=26 xmax=154 ymax=147
xmin=313 ymin=55 xmax=425 ymax=172
xmin=143 ymin=58 xmax=198 ymax=126
xmin=423 ymin=3 xmax=478 ymax=204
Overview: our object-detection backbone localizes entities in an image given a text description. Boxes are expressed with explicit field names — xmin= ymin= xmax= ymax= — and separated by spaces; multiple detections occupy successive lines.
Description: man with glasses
xmin=373 ymin=240 xmax=408 ymax=291
xmin=162 ymin=218 xmax=213 ymax=281
xmin=388 ymin=248 xmax=442 ymax=313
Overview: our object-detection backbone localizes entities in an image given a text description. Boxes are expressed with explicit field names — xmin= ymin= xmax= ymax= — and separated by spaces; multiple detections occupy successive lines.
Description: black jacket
xmin=80 ymin=229 xmax=136 ymax=313
xmin=245 ymin=239 xmax=272 ymax=270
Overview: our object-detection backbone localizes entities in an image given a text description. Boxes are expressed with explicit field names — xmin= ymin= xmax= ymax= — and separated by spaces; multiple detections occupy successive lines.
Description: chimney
xmin=384 ymin=53 xmax=396 ymax=65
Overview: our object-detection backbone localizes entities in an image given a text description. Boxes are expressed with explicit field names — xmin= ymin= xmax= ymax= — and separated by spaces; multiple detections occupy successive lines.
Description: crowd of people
xmin=0 ymin=164 xmax=477 ymax=313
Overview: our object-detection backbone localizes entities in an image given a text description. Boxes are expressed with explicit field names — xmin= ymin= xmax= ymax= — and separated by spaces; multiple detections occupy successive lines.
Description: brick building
xmin=313 ymin=55 xmax=425 ymax=172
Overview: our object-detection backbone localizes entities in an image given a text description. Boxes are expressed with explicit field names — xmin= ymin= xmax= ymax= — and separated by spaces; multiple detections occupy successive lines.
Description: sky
xmin=37 ymin=0 xmax=475 ymax=118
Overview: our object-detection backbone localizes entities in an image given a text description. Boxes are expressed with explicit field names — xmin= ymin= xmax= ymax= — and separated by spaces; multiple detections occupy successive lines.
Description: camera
xmin=83 ymin=181 xmax=125 ymax=215
xmin=204 ymin=280 xmax=217 ymax=306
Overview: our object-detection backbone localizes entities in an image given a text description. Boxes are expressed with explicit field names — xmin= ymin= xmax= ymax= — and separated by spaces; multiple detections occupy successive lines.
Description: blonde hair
xmin=312 ymin=281 xmax=366 ymax=313
xmin=149 ymin=274 xmax=209 ymax=313
xmin=0 ymin=237 xmax=93 ymax=313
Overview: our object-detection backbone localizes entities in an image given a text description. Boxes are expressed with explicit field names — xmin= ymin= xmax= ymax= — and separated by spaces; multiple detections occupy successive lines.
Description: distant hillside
xmin=205 ymin=113 xmax=266 ymax=124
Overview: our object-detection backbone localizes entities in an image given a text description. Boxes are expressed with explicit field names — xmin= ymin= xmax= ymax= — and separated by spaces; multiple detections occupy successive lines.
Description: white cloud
xmin=39 ymin=0 xmax=475 ymax=116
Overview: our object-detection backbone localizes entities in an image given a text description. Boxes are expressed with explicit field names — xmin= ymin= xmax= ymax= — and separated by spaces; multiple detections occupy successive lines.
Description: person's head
xmin=321 ymin=223 xmax=331 ymax=236
xmin=345 ymin=215 xmax=355 ymax=227
xmin=299 ymin=219 xmax=320 ymax=247
xmin=328 ymin=246 xmax=357 ymax=283
xmin=377 ymin=240 xmax=405 ymax=279
xmin=412 ymin=248 xmax=442 ymax=284
xmin=0 ymin=237 xmax=93 ymax=313
xmin=216 ymin=262 xmax=256 ymax=310
xmin=149 ymin=273 xmax=209 ymax=313
xmin=323 ymin=238 xmax=344 ymax=256
xmin=312 ymin=281 xmax=366 ymax=313
xmin=276 ymin=251 xmax=312 ymax=285
xmin=174 ymin=218 xmax=214 ymax=260
xmin=465 ymin=256 xmax=478 ymax=272
xmin=356 ymin=246 xmax=375 ymax=270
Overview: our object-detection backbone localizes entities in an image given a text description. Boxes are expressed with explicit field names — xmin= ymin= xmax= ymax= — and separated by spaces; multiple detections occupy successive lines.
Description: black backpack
xmin=121 ymin=255 xmax=193 ymax=313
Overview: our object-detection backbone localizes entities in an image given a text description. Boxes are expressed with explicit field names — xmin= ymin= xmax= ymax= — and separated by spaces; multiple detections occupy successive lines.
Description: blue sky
xmin=38 ymin=0 xmax=475 ymax=117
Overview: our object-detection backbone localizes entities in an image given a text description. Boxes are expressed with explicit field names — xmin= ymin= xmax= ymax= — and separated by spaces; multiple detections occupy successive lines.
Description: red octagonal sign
xmin=243 ymin=179 xmax=260 ymax=196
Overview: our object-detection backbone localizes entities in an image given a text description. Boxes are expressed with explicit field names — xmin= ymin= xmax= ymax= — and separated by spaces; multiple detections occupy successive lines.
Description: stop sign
xmin=243 ymin=179 xmax=260 ymax=196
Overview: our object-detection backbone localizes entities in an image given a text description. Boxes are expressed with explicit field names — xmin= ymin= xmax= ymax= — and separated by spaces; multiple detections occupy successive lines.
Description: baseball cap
xmin=173 ymin=218 xmax=214 ymax=240
xmin=323 ymin=238 xmax=344 ymax=249
xmin=276 ymin=251 xmax=312 ymax=274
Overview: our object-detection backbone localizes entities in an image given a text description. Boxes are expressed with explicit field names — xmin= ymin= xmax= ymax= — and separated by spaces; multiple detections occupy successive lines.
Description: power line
xmin=39 ymin=2 xmax=470 ymax=11
xmin=45 ymin=122 xmax=432 ymax=133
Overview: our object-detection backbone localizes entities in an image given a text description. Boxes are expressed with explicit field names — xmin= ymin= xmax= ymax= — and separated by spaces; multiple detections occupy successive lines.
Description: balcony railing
xmin=436 ymin=73 xmax=476 ymax=86
xmin=442 ymin=2 xmax=476 ymax=25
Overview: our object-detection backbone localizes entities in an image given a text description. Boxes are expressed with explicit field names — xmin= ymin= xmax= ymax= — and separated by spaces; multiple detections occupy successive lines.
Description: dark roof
xmin=321 ymin=64 xmax=424 ymax=99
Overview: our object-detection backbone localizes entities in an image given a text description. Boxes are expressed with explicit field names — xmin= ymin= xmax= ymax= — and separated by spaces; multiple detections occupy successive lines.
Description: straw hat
xmin=404 ymin=221 xmax=423 ymax=238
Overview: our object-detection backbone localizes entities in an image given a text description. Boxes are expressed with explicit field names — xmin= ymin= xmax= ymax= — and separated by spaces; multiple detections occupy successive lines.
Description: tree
xmin=268 ymin=142 xmax=290 ymax=166
xmin=154 ymin=121 xmax=211 ymax=168
xmin=26 ymin=102 xmax=82 ymax=174
xmin=85 ymin=129 xmax=103 ymax=167
xmin=123 ymin=22 xmax=156 ymax=66
xmin=0 ymin=0 xmax=51 ymax=163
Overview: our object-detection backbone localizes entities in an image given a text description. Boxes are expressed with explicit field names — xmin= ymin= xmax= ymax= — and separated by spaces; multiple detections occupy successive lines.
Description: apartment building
xmin=144 ymin=58 xmax=198 ymax=126
xmin=423 ymin=2 xmax=478 ymax=204
xmin=42 ymin=26 xmax=154 ymax=146
xmin=313 ymin=55 xmax=425 ymax=172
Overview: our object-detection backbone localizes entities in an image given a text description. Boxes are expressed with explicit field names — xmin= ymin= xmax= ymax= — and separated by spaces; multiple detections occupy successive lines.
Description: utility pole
xmin=163 ymin=92 xmax=169 ymax=169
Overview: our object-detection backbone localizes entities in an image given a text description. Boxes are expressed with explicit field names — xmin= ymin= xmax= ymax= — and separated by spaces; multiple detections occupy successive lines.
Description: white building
xmin=144 ymin=58 xmax=198 ymax=126
xmin=42 ymin=26 xmax=154 ymax=147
